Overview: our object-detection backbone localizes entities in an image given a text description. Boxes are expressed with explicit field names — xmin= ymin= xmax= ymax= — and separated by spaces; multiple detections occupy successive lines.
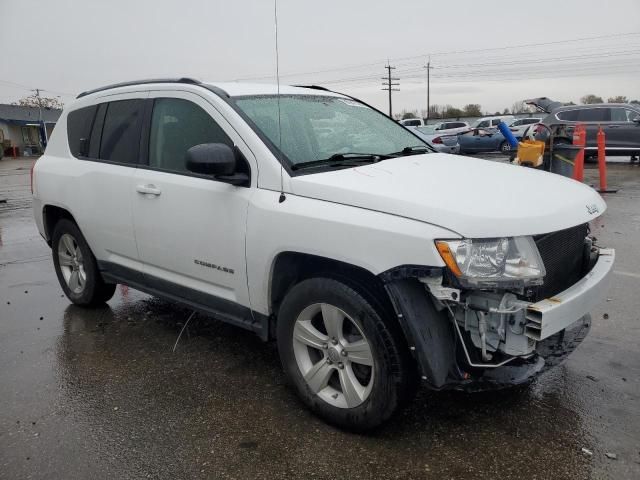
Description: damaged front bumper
xmin=525 ymin=248 xmax=614 ymax=340
xmin=453 ymin=315 xmax=592 ymax=392
xmin=383 ymin=247 xmax=614 ymax=391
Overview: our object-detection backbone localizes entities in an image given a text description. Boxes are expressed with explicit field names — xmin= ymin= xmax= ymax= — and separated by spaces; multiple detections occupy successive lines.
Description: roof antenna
xmin=274 ymin=0 xmax=286 ymax=203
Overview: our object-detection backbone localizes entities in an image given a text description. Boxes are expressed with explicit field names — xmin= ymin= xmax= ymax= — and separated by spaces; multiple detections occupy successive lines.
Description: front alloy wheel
xmin=292 ymin=303 xmax=374 ymax=409
xmin=277 ymin=277 xmax=415 ymax=431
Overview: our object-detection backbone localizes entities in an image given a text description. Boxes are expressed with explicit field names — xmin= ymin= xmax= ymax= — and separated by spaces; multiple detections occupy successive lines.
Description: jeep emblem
xmin=586 ymin=204 xmax=599 ymax=215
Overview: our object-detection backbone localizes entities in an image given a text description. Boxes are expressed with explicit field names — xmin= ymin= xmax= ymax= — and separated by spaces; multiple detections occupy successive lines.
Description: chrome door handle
xmin=136 ymin=184 xmax=161 ymax=196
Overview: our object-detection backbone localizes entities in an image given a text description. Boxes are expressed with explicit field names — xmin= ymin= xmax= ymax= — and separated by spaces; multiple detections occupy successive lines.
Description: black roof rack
xmin=76 ymin=77 xmax=202 ymax=99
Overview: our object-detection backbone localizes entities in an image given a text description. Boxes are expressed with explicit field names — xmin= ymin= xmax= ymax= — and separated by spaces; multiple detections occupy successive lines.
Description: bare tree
xmin=13 ymin=93 xmax=64 ymax=109
xmin=511 ymin=101 xmax=524 ymax=114
xmin=607 ymin=95 xmax=628 ymax=103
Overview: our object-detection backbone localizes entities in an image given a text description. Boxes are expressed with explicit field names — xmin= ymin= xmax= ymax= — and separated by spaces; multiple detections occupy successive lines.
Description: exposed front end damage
xmin=381 ymin=245 xmax=614 ymax=391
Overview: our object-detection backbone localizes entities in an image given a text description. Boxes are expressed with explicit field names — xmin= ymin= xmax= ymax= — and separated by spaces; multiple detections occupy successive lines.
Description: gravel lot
xmin=1 ymin=155 xmax=639 ymax=479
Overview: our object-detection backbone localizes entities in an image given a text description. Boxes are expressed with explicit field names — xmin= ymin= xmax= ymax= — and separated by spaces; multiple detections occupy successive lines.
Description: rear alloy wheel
xmin=500 ymin=141 xmax=512 ymax=153
xmin=277 ymin=277 xmax=414 ymax=431
xmin=57 ymin=233 xmax=87 ymax=294
xmin=52 ymin=219 xmax=116 ymax=306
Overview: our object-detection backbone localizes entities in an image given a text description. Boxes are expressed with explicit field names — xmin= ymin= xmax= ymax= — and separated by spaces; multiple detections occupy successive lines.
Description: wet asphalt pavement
xmin=1 ymin=156 xmax=639 ymax=479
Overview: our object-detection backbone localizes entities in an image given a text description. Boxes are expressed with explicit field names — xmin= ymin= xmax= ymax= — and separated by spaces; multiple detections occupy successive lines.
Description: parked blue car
xmin=457 ymin=128 xmax=521 ymax=154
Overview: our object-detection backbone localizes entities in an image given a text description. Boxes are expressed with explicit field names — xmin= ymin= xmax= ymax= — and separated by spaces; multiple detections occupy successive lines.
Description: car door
xmin=65 ymin=94 xmax=147 ymax=278
xmin=577 ymin=107 xmax=609 ymax=148
xmin=132 ymin=91 xmax=256 ymax=314
xmin=609 ymin=107 xmax=640 ymax=150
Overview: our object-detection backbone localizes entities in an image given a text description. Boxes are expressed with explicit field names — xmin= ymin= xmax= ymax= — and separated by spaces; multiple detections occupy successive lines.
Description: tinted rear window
xmin=557 ymin=110 xmax=579 ymax=121
xmin=578 ymin=108 xmax=609 ymax=122
xmin=99 ymin=100 xmax=144 ymax=164
xmin=67 ymin=106 xmax=97 ymax=157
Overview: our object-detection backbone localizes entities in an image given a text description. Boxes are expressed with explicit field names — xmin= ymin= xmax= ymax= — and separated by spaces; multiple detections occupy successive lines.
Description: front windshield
xmin=233 ymin=95 xmax=429 ymax=167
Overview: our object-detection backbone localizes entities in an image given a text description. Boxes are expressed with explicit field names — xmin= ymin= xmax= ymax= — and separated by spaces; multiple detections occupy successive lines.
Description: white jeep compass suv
xmin=32 ymin=78 xmax=614 ymax=430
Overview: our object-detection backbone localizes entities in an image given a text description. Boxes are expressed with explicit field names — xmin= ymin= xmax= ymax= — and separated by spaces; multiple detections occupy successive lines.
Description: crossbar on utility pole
xmin=381 ymin=64 xmax=399 ymax=118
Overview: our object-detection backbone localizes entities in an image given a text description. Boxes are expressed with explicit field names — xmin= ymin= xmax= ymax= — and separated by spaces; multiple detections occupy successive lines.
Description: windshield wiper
xmin=291 ymin=153 xmax=391 ymax=171
xmin=388 ymin=145 xmax=432 ymax=157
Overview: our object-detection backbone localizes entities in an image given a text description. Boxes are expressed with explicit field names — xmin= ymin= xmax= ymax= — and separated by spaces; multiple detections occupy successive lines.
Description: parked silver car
xmin=408 ymin=125 xmax=459 ymax=154
xmin=508 ymin=117 xmax=542 ymax=137
xmin=432 ymin=121 xmax=470 ymax=135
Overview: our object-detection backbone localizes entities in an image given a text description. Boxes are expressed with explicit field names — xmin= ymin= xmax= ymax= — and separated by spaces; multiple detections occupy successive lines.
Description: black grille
xmin=533 ymin=223 xmax=588 ymax=300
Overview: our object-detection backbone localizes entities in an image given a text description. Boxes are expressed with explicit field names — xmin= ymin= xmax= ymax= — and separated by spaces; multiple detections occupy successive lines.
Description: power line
xmin=226 ymin=31 xmax=640 ymax=82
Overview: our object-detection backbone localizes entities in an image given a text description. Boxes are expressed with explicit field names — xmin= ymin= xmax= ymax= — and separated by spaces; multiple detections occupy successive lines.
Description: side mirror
xmin=186 ymin=143 xmax=249 ymax=186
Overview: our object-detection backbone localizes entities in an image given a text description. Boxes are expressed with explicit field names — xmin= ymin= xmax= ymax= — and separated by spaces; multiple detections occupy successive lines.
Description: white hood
xmin=290 ymin=153 xmax=606 ymax=238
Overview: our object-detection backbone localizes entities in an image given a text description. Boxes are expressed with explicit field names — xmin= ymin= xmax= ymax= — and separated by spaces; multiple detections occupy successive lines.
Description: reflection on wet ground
xmin=1 ymin=159 xmax=639 ymax=479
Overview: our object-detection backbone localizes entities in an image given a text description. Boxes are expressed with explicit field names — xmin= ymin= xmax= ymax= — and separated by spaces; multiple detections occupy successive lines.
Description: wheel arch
xmin=268 ymin=252 xmax=457 ymax=388
xmin=42 ymin=205 xmax=78 ymax=246
xmin=269 ymin=252 xmax=393 ymax=321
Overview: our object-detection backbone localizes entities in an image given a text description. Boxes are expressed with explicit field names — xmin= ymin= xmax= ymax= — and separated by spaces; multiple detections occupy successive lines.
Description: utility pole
xmin=32 ymin=88 xmax=48 ymax=146
xmin=424 ymin=58 xmax=433 ymax=122
xmin=381 ymin=64 xmax=399 ymax=118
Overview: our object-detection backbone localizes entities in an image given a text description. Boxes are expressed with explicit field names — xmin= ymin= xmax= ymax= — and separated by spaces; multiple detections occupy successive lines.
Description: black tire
xmin=52 ymin=219 xmax=116 ymax=306
xmin=276 ymin=277 xmax=415 ymax=431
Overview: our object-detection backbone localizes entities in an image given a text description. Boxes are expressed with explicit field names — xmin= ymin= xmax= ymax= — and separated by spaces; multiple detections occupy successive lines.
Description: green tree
xmin=503 ymin=108 xmax=510 ymax=115
xmin=401 ymin=110 xmax=419 ymax=120
xmin=445 ymin=106 xmax=464 ymax=118
xmin=463 ymin=104 xmax=482 ymax=116
xmin=607 ymin=95 xmax=628 ymax=103
xmin=580 ymin=94 xmax=603 ymax=104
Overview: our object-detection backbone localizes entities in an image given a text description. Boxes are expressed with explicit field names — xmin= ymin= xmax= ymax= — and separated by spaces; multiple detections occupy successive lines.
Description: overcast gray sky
xmin=1 ymin=0 xmax=639 ymax=114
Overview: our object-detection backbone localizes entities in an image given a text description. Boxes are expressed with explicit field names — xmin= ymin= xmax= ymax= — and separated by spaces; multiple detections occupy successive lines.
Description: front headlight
xmin=435 ymin=236 xmax=546 ymax=288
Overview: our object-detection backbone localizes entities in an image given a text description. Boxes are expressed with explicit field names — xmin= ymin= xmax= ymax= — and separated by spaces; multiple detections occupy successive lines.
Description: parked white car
xmin=407 ymin=125 xmax=459 ymax=154
xmin=399 ymin=117 xmax=424 ymax=127
xmin=472 ymin=115 xmax=516 ymax=130
xmin=33 ymin=79 xmax=614 ymax=430
xmin=509 ymin=117 xmax=542 ymax=137
xmin=432 ymin=121 xmax=470 ymax=135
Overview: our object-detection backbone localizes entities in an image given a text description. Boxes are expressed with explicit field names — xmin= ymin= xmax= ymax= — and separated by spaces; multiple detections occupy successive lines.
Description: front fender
xmin=246 ymin=190 xmax=456 ymax=315
xmin=384 ymin=278 xmax=456 ymax=388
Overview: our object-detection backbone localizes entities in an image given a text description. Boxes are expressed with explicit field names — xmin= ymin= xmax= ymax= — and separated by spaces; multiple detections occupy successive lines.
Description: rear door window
xmin=610 ymin=107 xmax=636 ymax=122
xmin=99 ymin=99 xmax=145 ymax=164
xmin=577 ymin=108 xmax=609 ymax=122
xmin=88 ymin=103 xmax=107 ymax=159
xmin=67 ymin=106 xmax=97 ymax=157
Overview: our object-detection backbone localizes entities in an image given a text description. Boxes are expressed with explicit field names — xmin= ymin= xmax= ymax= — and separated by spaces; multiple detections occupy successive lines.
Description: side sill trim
xmin=98 ymin=261 xmax=269 ymax=340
